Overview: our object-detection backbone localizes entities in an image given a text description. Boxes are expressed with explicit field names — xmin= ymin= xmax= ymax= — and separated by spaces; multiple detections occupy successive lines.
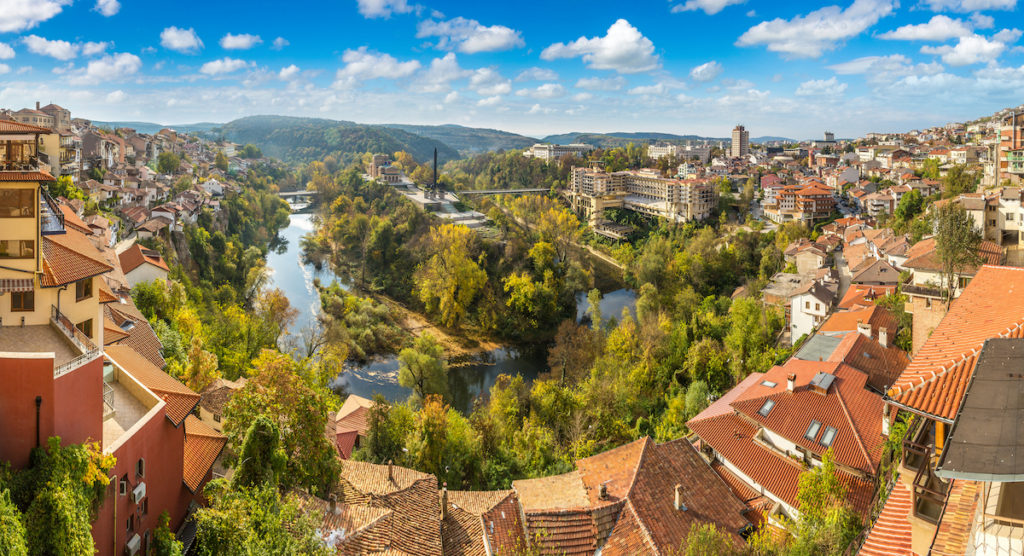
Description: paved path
xmin=836 ymin=251 xmax=852 ymax=302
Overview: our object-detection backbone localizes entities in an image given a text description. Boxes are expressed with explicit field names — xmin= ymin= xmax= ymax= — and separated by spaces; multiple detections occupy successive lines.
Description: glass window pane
xmin=804 ymin=420 xmax=822 ymax=441
xmin=821 ymin=426 xmax=837 ymax=447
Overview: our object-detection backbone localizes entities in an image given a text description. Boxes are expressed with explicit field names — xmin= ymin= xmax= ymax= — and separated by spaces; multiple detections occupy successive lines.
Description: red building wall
xmin=0 ymin=355 xmax=56 ymax=469
xmin=92 ymin=407 xmax=196 ymax=556
xmin=53 ymin=357 xmax=103 ymax=447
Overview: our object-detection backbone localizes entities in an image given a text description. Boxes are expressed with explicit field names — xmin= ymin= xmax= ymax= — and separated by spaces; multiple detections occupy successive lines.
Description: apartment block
xmin=731 ymin=125 xmax=749 ymax=158
xmin=524 ymin=142 xmax=594 ymax=161
xmin=999 ymin=112 xmax=1024 ymax=185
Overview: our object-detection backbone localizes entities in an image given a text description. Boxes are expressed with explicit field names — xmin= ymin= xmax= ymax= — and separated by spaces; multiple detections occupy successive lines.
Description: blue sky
xmin=0 ymin=0 xmax=1022 ymax=139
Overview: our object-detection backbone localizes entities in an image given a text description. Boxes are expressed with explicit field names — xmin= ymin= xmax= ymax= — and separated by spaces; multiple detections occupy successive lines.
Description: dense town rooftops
xmin=902 ymin=237 xmax=1003 ymax=273
xmin=888 ymin=265 xmax=1024 ymax=422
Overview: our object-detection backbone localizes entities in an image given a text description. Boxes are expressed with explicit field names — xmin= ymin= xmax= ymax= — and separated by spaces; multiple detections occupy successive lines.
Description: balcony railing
xmin=50 ymin=305 xmax=100 ymax=378
xmin=40 ymin=188 xmax=65 ymax=235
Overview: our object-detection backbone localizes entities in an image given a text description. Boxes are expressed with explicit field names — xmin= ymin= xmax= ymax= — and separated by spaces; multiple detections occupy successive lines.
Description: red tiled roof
xmin=888 ymin=266 xmax=1024 ymax=422
xmin=859 ymin=477 xmax=916 ymax=556
xmin=105 ymin=344 xmax=199 ymax=426
xmin=827 ymin=332 xmax=909 ymax=393
xmin=40 ymin=228 xmax=114 ymax=287
xmin=0 ymin=171 xmax=55 ymax=182
xmin=902 ymin=237 xmax=1003 ymax=273
xmin=0 ymin=120 xmax=50 ymax=133
xmin=930 ymin=480 xmax=981 ymax=556
xmin=838 ymin=285 xmax=896 ymax=310
xmin=118 ymin=243 xmax=169 ymax=274
xmin=819 ymin=305 xmax=899 ymax=339
xmin=599 ymin=503 xmax=654 ymax=555
xmin=58 ymin=204 xmax=92 ymax=235
xmin=105 ymin=302 xmax=166 ymax=369
xmin=336 ymin=394 xmax=373 ymax=434
xmin=182 ymin=415 xmax=226 ymax=492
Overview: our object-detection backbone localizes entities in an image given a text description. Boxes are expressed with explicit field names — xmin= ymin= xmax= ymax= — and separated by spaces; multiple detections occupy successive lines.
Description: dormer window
xmin=760 ymin=380 xmax=777 ymax=388
xmin=758 ymin=399 xmax=776 ymax=417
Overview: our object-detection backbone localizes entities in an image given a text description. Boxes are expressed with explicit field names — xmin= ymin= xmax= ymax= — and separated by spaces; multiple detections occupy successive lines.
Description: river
xmin=267 ymin=211 xmax=635 ymax=413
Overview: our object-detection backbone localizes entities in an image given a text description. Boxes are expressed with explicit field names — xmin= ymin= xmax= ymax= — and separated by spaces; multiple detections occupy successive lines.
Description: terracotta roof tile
xmin=514 ymin=471 xmax=590 ymax=511
xmin=889 ymin=266 xmax=1024 ymax=422
xmin=40 ymin=229 xmax=113 ymax=287
xmin=105 ymin=344 xmax=199 ymax=426
xmin=118 ymin=243 xmax=170 ymax=274
xmin=198 ymin=377 xmax=246 ymax=416
xmin=0 ymin=120 xmax=50 ymax=133
xmin=838 ymin=285 xmax=896 ymax=310
xmin=858 ymin=477 xmax=916 ymax=556
xmin=104 ymin=303 xmax=166 ymax=369
xmin=827 ymin=332 xmax=909 ymax=393
xmin=903 ymin=238 xmax=1003 ymax=273
xmin=599 ymin=503 xmax=654 ymax=555
xmin=182 ymin=415 xmax=226 ymax=492
xmin=442 ymin=491 xmax=525 ymax=556
xmin=930 ymin=480 xmax=981 ymax=556
xmin=524 ymin=509 xmax=599 ymax=555
xmin=103 ymin=316 xmax=130 ymax=344
xmin=336 ymin=394 xmax=374 ymax=434
xmin=819 ymin=305 xmax=899 ymax=339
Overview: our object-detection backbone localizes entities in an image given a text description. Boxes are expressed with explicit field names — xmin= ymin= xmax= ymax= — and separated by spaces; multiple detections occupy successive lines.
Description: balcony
xmin=50 ymin=305 xmax=99 ymax=376
xmin=40 ymin=188 xmax=65 ymax=235
xmin=0 ymin=139 xmax=43 ymax=173
xmin=0 ymin=308 xmax=99 ymax=378
xmin=902 ymin=420 xmax=949 ymax=524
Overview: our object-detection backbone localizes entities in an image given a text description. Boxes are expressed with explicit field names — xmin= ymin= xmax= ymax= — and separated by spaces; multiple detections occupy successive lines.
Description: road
xmin=835 ymin=250 xmax=852 ymax=302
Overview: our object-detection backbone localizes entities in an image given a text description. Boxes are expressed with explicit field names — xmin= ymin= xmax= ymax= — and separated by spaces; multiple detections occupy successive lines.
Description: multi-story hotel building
xmin=566 ymin=166 xmax=715 ymax=224
xmin=0 ymin=120 xmax=224 ymax=555
xmin=648 ymin=143 xmax=712 ymax=163
xmin=524 ymin=142 xmax=595 ymax=161
xmin=731 ymin=125 xmax=749 ymax=158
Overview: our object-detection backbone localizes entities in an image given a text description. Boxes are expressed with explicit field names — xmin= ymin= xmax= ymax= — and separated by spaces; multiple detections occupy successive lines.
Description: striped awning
xmin=0 ymin=278 xmax=34 ymax=293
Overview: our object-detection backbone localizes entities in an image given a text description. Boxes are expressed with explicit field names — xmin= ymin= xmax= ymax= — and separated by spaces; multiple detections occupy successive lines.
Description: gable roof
xmin=838 ymin=285 xmax=897 ymax=310
xmin=40 ymin=228 xmax=114 ymax=287
xmin=336 ymin=394 xmax=374 ymax=435
xmin=888 ymin=265 xmax=1024 ymax=422
xmin=902 ymin=237 xmax=1003 ymax=273
xmin=851 ymin=258 xmax=900 ymax=285
xmin=104 ymin=302 xmax=166 ymax=369
xmin=826 ymin=332 xmax=909 ymax=393
xmin=118 ymin=243 xmax=170 ymax=274
xmin=182 ymin=415 xmax=226 ymax=492
xmin=819 ymin=305 xmax=899 ymax=338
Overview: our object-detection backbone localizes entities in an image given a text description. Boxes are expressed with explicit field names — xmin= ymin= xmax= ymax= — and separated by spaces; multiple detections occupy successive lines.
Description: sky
xmin=0 ymin=0 xmax=1022 ymax=139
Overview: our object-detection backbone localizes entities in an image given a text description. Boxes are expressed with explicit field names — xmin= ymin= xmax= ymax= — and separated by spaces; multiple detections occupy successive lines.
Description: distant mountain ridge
xmin=89 ymin=120 xmax=223 ymax=135
xmin=380 ymin=123 xmax=537 ymax=154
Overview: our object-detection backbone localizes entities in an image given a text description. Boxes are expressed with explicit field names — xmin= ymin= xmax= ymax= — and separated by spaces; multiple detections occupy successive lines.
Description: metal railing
xmin=103 ymin=382 xmax=114 ymax=408
xmin=50 ymin=305 xmax=100 ymax=378
xmin=40 ymin=188 xmax=65 ymax=235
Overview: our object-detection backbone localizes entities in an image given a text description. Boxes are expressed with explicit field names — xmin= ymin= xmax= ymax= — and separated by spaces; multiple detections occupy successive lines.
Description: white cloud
xmin=515 ymin=67 xmax=558 ymax=81
xmin=23 ymin=35 xmax=77 ymax=60
xmin=278 ymin=64 xmax=300 ymax=80
xmin=414 ymin=52 xmax=471 ymax=92
xmin=516 ymin=83 xmax=566 ymax=99
xmin=628 ymin=83 xmax=668 ymax=95
xmin=94 ymin=0 xmax=119 ymax=16
xmin=737 ymin=0 xmax=897 ymax=58
xmin=970 ymin=13 xmax=995 ymax=29
xmin=690 ymin=60 xmax=722 ymax=82
xmin=334 ymin=47 xmax=421 ymax=88
xmin=922 ymin=0 xmax=1016 ymax=11
xmin=993 ymin=28 xmax=1023 ymax=43
xmin=0 ymin=0 xmax=71 ymax=33
xmin=356 ymin=0 xmax=414 ymax=18
xmin=476 ymin=95 xmax=502 ymax=107
xmin=272 ymin=37 xmax=289 ymax=50
xmin=670 ymin=0 xmax=746 ymax=15
xmin=417 ymin=17 xmax=524 ymax=54
xmin=0 ymin=42 xmax=14 ymax=60
xmin=572 ymin=92 xmax=593 ymax=101
xmin=795 ymin=76 xmax=848 ymax=95
xmin=220 ymin=33 xmax=262 ymax=50
xmin=541 ymin=19 xmax=659 ymax=73
xmin=0 ymin=64 xmax=9 ymax=74
xmin=199 ymin=57 xmax=251 ymax=75
xmin=69 ymin=52 xmax=141 ymax=85
xmin=828 ymin=54 xmax=944 ymax=76
xmin=161 ymin=27 xmax=203 ymax=53
xmin=575 ymin=76 xmax=626 ymax=90
xmin=444 ymin=91 xmax=459 ymax=103
xmin=469 ymin=67 xmax=511 ymax=95
xmin=527 ymin=103 xmax=556 ymax=114
xmin=879 ymin=15 xmax=972 ymax=41
xmin=921 ymin=33 xmax=1009 ymax=65
xmin=82 ymin=41 xmax=110 ymax=56
xmin=105 ymin=89 xmax=126 ymax=103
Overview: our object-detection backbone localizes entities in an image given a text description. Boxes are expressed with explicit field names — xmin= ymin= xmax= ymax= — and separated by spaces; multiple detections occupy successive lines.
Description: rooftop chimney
xmin=440 ymin=483 xmax=448 ymax=520
xmin=328 ymin=493 xmax=339 ymax=515
xmin=36 ymin=101 xmax=40 ymax=110
xmin=387 ymin=460 xmax=393 ymax=482
xmin=787 ymin=373 xmax=796 ymax=392
xmin=879 ymin=327 xmax=889 ymax=348
xmin=881 ymin=404 xmax=891 ymax=436
xmin=674 ymin=484 xmax=687 ymax=511
xmin=599 ymin=483 xmax=608 ymax=500
xmin=857 ymin=320 xmax=872 ymax=338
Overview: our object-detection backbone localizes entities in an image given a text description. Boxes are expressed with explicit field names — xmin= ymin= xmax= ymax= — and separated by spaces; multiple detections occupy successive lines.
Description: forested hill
xmin=541 ymin=131 xmax=720 ymax=148
xmin=380 ymin=123 xmax=537 ymax=154
xmin=214 ymin=115 xmax=460 ymax=164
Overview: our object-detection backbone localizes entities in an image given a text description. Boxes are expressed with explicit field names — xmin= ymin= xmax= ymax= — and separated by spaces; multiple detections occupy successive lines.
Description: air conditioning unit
xmin=131 ymin=482 xmax=146 ymax=504
xmin=125 ymin=533 xmax=141 ymax=555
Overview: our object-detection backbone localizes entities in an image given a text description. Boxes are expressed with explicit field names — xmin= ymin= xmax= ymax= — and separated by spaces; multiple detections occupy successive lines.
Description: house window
xmin=804 ymin=420 xmax=822 ymax=441
xmin=213 ymin=413 xmax=221 ymax=423
xmin=820 ymin=426 xmax=838 ymax=447
xmin=136 ymin=458 xmax=145 ymax=478
xmin=805 ymin=301 xmax=810 ymax=309
xmin=119 ymin=475 xmax=128 ymax=496
xmin=0 ymin=189 xmax=35 ymax=217
xmin=815 ymin=303 xmax=821 ymax=311
xmin=140 ymin=498 xmax=148 ymax=517
xmin=1009 ymin=213 xmax=1015 ymax=221
xmin=0 ymin=240 xmax=34 ymax=259
xmin=11 ymin=290 xmax=33 ymax=312
xmin=76 ymin=319 xmax=93 ymax=338
xmin=75 ymin=277 xmax=92 ymax=301
xmin=758 ymin=399 xmax=776 ymax=417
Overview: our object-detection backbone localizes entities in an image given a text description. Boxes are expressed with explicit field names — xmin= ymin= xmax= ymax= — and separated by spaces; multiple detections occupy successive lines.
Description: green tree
xmin=586 ymin=288 xmax=603 ymax=331
xmin=215 ymin=151 xmax=229 ymax=172
xmin=942 ymin=164 xmax=976 ymax=198
xmin=0 ymin=489 xmax=27 ymax=556
xmin=194 ymin=483 xmax=329 ymax=556
xmin=788 ymin=449 xmax=862 ymax=555
xmin=45 ymin=176 xmax=85 ymax=201
xmin=892 ymin=189 xmax=923 ymax=224
xmin=397 ymin=333 xmax=448 ymax=403
xmin=934 ymin=202 xmax=982 ymax=307
xmin=415 ymin=224 xmax=487 ymax=328
xmin=157 ymin=151 xmax=181 ymax=174
xmin=353 ymin=396 xmax=414 ymax=464
xmin=682 ymin=522 xmax=738 ymax=556
xmin=920 ymin=158 xmax=940 ymax=180
xmin=546 ymin=320 xmax=598 ymax=386
xmin=232 ymin=415 xmax=288 ymax=489
xmin=223 ymin=350 xmax=340 ymax=496
xmin=151 ymin=511 xmax=184 ymax=556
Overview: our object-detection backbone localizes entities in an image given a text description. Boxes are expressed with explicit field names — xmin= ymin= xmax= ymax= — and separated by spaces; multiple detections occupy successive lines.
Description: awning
xmin=0 ymin=278 xmax=34 ymax=293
